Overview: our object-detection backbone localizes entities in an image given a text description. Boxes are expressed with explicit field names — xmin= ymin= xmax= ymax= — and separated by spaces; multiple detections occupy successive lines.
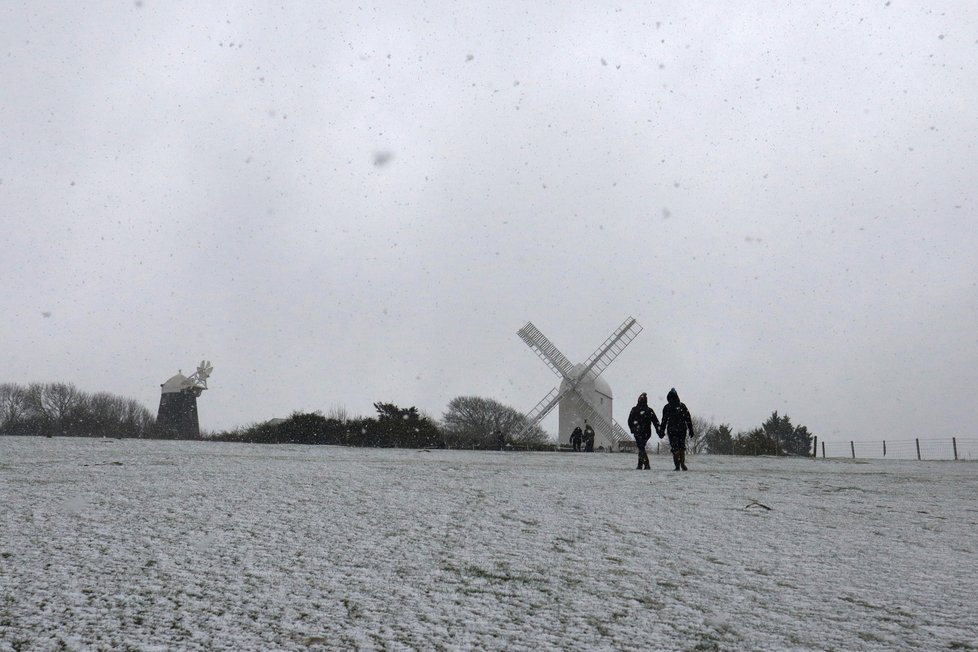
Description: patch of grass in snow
xmin=823 ymin=485 xmax=870 ymax=493
xmin=949 ymin=642 xmax=978 ymax=651
xmin=586 ymin=615 xmax=612 ymax=638
xmin=635 ymin=595 xmax=664 ymax=610
xmin=341 ymin=597 xmax=362 ymax=619
xmin=500 ymin=511 xmax=539 ymax=527
xmin=689 ymin=638 xmax=722 ymax=652
xmin=463 ymin=564 xmax=531 ymax=584
xmin=840 ymin=595 xmax=877 ymax=610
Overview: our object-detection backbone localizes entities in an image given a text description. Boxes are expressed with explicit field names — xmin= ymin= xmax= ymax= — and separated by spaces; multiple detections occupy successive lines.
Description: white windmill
xmin=157 ymin=360 xmax=214 ymax=438
xmin=514 ymin=317 xmax=642 ymax=450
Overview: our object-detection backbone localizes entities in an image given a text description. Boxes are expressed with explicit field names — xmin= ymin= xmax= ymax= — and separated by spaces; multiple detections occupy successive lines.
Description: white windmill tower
xmin=157 ymin=360 xmax=213 ymax=438
xmin=514 ymin=317 xmax=642 ymax=450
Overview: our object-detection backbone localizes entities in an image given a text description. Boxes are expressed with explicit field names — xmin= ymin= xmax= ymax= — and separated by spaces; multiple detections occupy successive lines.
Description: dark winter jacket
xmin=570 ymin=427 xmax=583 ymax=443
xmin=660 ymin=388 xmax=694 ymax=443
xmin=628 ymin=394 xmax=660 ymax=444
xmin=583 ymin=424 xmax=595 ymax=442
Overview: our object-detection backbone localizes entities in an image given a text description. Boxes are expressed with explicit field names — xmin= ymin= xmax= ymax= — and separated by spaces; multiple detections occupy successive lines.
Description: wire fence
xmin=816 ymin=437 xmax=978 ymax=461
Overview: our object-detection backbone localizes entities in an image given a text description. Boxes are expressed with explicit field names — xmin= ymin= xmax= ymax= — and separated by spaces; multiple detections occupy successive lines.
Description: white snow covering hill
xmin=1 ymin=437 xmax=976 ymax=651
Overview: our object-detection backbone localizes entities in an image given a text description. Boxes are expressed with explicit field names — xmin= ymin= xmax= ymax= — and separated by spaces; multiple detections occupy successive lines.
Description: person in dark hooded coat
xmin=660 ymin=387 xmax=695 ymax=470
xmin=627 ymin=392 xmax=660 ymax=470
xmin=570 ymin=426 xmax=583 ymax=452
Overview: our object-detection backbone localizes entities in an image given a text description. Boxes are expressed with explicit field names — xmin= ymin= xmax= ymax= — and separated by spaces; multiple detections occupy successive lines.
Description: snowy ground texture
xmin=2 ymin=438 xmax=977 ymax=652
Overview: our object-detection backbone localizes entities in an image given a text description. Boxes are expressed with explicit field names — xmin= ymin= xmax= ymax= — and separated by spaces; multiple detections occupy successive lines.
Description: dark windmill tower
xmin=157 ymin=360 xmax=213 ymax=438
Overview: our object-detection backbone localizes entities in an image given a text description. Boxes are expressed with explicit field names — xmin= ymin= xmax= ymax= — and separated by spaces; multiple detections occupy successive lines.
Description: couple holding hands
xmin=628 ymin=389 xmax=694 ymax=471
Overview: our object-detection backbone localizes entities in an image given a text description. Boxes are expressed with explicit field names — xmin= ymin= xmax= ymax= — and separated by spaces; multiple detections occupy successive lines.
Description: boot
xmin=680 ymin=450 xmax=688 ymax=471
xmin=639 ymin=450 xmax=650 ymax=470
xmin=673 ymin=452 xmax=681 ymax=471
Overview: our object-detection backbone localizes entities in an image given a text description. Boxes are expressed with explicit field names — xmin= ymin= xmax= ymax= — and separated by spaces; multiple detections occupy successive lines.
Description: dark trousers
xmin=667 ymin=433 xmax=687 ymax=452
xmin=635 ymin=435 xmax=650 ymax=469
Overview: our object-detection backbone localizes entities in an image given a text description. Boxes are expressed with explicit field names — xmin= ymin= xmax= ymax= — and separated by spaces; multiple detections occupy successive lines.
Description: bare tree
xmin=442 ymin=396 xmax=549 ymax=448
xmin=122 ymin=399 xmax=154 ymax=437
xmin=42 ymin=382 xmax=80 ymax=435
xmin=0 ymin=382 xmax=155 ymax=438
xmin=688 ymin=414 xmax=715 ymax=454
xmin=21 ymin=383 xmax=49 ymax=433
xmin=324 ymin=403 xmax=351 ymax=422
xmin=0 ymin=384 xmax=28 ymax=434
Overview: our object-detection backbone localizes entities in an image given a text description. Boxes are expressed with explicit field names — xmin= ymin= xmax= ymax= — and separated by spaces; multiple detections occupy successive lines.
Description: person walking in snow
xmin=628 ymin=392 xmax=660 ymax=470
xmin=570 ymin=425 xmax=584 ymax=452
xmin=583 ymin=421 xmax=595 ymax=452
xmin=660 ymin=387 xmax=695 ymax=471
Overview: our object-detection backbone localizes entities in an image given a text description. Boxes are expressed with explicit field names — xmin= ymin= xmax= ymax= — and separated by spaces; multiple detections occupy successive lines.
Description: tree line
xmin=210 ymin=397 xmax=552 ymax=450
xmin=0 ymin=382 xmax=156 ymax=439
xmin=2 ymin=381 xmax=813 ymax=455
xmin=696 ymin=411 xmax=814 ymax=456
xmin=211 ymin=403 xmax=442 ymax=448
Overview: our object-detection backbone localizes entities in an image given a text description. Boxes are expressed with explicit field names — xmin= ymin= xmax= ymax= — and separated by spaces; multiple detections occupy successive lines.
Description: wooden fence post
xmin=953 ymin=437 xmax=958 ymax=461
xmin=821 ymin=441 xmax=825 ymax=458
xmin=916 ymin=438 xmax=921 ymax=461
xmin=883 ymin=440 xmax=886 ymax=457
xmin=812 ymin=435 xmax=817 ymax=458
xmin=850 ymin=441 xmax=855 ymax=459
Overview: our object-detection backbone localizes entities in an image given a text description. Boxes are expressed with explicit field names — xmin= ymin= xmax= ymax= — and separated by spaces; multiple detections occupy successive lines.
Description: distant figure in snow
xmin=660 ymin=388 xmax=695 ymax=471
xmin=496 ymin=430 xmax=506 ymax=451
xmin=628 ymin=393 xmax=660 ymax=470
xmin=570 ymin=426 xmax=584 ymax=452
xmin=583 ymin=421 xmax=595 ymax=452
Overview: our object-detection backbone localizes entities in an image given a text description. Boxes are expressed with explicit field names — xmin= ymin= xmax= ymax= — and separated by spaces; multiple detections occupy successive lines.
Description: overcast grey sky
xmin=2 ymin=1 xmax=976 ymax=442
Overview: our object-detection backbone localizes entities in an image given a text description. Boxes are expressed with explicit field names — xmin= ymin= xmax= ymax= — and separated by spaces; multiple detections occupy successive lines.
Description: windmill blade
xmin=579 ymin=316 xmax=643 ymax=381
xmin=565 ymin=388 xmax=632 ymax=444
xmin=517 ymin=322 xmax=577 ymax=380
xmin=513 ymin=386 xmax=565 ymax=439
xmin=608 ymin=417 xmax=631 ymax=444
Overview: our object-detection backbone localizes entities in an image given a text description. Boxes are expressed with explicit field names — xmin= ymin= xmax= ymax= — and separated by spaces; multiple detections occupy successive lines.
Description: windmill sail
xmin=565 ymin=390 xmax=631 ymax=444
xmin=517 ymin=322 xmax=576 ymax=380
xmin=512 ymin=386 xmax=565 ymax=439
xmin=516 ymin=317 xmax=641 ymax=450
xmin=580 ymin=317 xmax=642 ymax=381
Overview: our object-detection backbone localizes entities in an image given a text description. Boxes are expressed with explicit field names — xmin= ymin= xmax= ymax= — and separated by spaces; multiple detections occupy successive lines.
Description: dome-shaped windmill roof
xmin=160 ymin=373 xmax=193 ymax=394
xmin=592 ymin=373 xmax=612 ymax=398
xmin=559 ymin=364 xmax=613 ymax=398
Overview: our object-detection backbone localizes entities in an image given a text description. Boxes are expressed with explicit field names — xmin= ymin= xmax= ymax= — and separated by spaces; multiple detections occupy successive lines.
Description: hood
xmin=667 ymin=388 xmax=680 ymax=405
xmin=637 ymin=392 xmax=648 ymax=406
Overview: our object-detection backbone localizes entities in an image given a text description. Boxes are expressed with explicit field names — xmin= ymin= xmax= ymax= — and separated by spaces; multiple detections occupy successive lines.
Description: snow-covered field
xmin=1 ymin=437 xmax=976 ymax=651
